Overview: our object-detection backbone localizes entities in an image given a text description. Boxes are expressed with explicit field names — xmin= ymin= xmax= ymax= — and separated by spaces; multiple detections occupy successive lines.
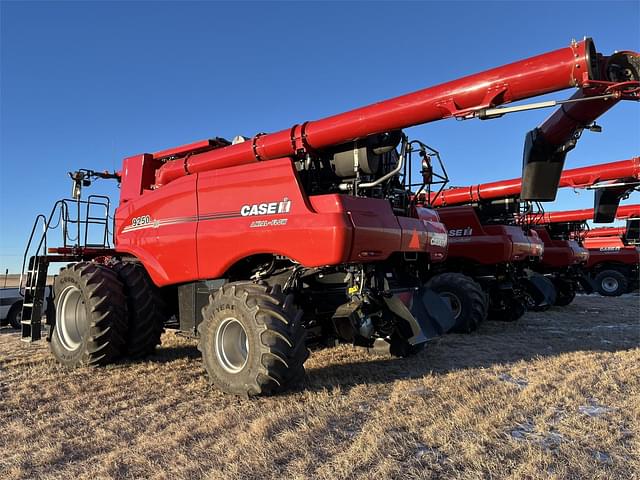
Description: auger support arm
xmin=521 ymin=50 xmax=640 ymax=201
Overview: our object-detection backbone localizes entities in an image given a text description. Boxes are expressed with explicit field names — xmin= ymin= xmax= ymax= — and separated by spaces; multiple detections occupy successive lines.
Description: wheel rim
xmin=440 ymin=292 xmax=462 ymax=319
xmin=55 ymin=285 xmax=89 ymax=351
xmin=601 ymin=277 xmax=619 ymax=293
xmin=215 ymin=317 xmax=249 ymax=373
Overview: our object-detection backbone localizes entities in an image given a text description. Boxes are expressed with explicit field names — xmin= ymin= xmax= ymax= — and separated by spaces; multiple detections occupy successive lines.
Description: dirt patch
xmin=1 ymin=295 xmax=638 ymax=479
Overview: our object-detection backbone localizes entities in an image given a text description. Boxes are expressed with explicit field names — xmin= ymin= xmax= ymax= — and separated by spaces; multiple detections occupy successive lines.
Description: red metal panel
xmin=195 ymin=159 xmax=355 ymax=278
xmin=436 ymin=206 xmax=544 ymax=264
xmin=533 ymin=227 xmax=588 ymax=269
xmin=152 ymin=139 xmax=218 ymax=160
xmin=585 ymin=245 xmax=639 ymax=269
xmin=115 ymin=175 xmax=199 ymax=286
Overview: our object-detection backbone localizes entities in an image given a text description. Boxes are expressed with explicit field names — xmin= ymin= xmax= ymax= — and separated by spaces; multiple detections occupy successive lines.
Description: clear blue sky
xmin=1 ymin=1 xmax=639 ymax=273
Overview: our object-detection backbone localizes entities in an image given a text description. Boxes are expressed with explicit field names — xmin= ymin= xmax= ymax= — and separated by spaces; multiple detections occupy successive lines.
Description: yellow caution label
xmin=348 ymin=286 xmax=358 ymax=295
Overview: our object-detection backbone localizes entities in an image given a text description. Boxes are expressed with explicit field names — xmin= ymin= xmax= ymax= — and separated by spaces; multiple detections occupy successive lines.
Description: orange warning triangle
xmin=408 ymin=229 xmax=420 ymax=249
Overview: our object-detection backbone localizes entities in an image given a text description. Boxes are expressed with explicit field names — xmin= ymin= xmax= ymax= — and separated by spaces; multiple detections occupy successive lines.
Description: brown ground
xmin=1 ymin=295 xmax=639 ymax=480
xmin=1 ymin=275 xmax=54 ymax=288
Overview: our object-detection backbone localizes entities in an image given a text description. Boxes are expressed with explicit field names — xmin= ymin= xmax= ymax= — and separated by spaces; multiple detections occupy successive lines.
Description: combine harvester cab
xmin=18 ymin=38 xmax=639 ymax=396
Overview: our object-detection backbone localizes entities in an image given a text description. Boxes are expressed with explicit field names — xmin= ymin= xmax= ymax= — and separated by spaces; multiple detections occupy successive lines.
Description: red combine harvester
xmin=421 ymin=54 xmax=640 ymax=325
xmin=426 ymin=156 xmax=639 ymax=321
xmin=20 ymin=38 xmax=639 ymax=396
xmin=433 ymin=158 xmax=639 ymax=313
xmin=537 ymin=204 xmax=640 ymax=296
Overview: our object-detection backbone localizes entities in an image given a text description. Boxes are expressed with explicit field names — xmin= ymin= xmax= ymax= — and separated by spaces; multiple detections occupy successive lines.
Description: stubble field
xmin=1 ymin=295 xmax=638 ymax=480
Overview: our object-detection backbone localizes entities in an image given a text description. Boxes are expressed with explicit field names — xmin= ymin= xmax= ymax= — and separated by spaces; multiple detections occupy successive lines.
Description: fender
xmin=383 ymin=287 xmax=455 ymax=344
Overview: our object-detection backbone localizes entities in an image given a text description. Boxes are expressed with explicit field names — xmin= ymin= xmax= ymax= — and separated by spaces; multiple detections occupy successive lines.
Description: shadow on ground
xmin=301 ymin=294 xmax=639 ymax=392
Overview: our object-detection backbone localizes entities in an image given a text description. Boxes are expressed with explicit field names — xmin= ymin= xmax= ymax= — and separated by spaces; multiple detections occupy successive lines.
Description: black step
xmin=21 ymin=255 xmax=49 ymax=343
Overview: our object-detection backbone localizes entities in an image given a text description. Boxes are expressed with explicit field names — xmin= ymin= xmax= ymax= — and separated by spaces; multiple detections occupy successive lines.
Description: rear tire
xmin=7 ymin=302 xmax=23 ymax=329
xmin=50 ymin=262 xmax=127 ymax=367
xmin=198 ymin=282 xmax=308 ymax=396
xmin=594 ymin=270 xmax=627 ymax=297
xmin=427 ymin=273 xmax=487 ymax=333
xmin=112 ymin=261 xmax=167 ymax=358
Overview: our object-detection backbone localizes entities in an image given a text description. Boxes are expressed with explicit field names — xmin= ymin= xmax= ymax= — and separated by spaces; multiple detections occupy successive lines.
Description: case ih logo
xmin=448 ymin=227 xmax=473 ymax=237
xmin=240 ymin=198 xmax=292 ymax=217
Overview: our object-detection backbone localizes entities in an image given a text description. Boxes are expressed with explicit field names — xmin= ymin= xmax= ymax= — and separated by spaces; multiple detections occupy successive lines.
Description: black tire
xmin=594 ymin=270 xmax=628 ymax=297
xmin=489 ymin=297 xmax=526 ymax=322
xmin=198 ymin=282 xmax=308 ymax=396
xmin=7 ymin=301 xmax=23 ymax=329
xmin=552 ymin=278 xmax=576 ymax=306
xmin=427 ymin=273 xmax=487 ymax=333
xmin=525 ymin=273 xmax=557 ymax=311
xmin=112 ymin=261 xmax=167 ymax=358
xmin=50 ymin=262 xmax=127 ymax=367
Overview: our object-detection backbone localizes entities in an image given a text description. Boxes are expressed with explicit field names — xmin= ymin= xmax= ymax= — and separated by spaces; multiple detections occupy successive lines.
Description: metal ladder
xmin=18 ymin=195 xmax=111 ymax=342
xmin=21 ymin=256 xmax=50 ymax=342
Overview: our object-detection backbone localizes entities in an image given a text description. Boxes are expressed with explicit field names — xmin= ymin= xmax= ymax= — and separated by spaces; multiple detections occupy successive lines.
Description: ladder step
xmin=23 ymin=303 xmax=33 ymax=308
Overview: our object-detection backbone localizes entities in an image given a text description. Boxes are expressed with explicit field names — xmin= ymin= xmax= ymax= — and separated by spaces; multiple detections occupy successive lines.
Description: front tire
xmin=198 ymin=283 xmax=308 ymax=396
xmin=489 ymin=297 xmax=526 ymax=322
xmin=427 ymin=273 xmax=487 ymax=333
xmin=50 ymin=262 xmax=127 ymax=367
xmin=594 ymin=270 xmax=627 ymax=297
xmin=552 ymin=278 xmax=576 ymax=306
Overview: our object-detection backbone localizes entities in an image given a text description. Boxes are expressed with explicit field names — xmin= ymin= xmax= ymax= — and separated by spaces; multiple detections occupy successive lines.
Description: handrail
xmin=19 ymin=197 xmax=112 ymax=295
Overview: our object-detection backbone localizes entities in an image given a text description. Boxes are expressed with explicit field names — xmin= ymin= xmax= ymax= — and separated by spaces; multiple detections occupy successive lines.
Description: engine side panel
xmin=196 ymin=159 xmax=355 ymax=278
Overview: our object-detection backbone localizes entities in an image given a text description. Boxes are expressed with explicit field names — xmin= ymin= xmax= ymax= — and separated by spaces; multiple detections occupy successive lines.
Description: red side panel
xmin=338 ymin=195 xmax=402 ymax=261
xmin=437 ymin=206 xmax=510 ymax=265
xmin=586 ymin=246 xmax=640 ymax=268
xmin=583 ymin=236 xmax=626 ymax=250
xmin=584 ymin=234 xmax=639 ymax=268
xmin=436 ymin=206 xmax=543 ymax=264
xmin=115 ymin=174 xmax=198 ymax=285
xmin=534 ymin=227 xmax=588 ymax=268
xmin=196 ymin=159 xmax=354 ymax=278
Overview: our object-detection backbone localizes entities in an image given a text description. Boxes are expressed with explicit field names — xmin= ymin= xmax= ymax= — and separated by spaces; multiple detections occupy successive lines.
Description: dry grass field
xmin=1 ymin=295 xmax=638 ymax=480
